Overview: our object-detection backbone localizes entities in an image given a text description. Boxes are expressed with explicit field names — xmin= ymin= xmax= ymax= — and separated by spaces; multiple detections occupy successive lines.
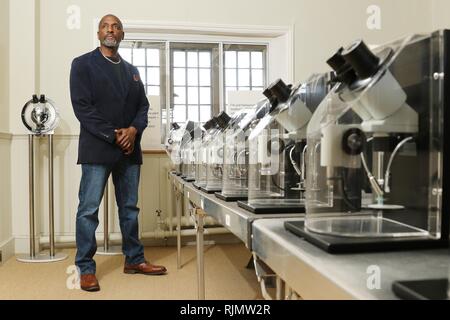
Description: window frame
xmin=169 ymin=42 xmax=220 ymax=125
xmin=223 ymin=43 xmax=267 ymax=106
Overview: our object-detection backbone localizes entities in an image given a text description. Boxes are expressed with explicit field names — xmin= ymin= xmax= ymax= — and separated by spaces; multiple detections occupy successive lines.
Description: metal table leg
xmin=195 ymin=207 xmax=205 ymax=300
xmin=276 ymin=276 xmax=285 ymax=300
xmin=176 ymin=185 xmax=182 ymax=269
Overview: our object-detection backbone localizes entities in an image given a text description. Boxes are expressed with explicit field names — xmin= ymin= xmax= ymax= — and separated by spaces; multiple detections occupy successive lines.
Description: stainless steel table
xmin=252 ymin=218 xmax=449 ymax=300
xmin=183 ymin=183 xmax=302 ymax=249
xmin=181 ymin=180 xmax=304 ymax=300
xmin=170 ymin=173 xmax=185 ymax=269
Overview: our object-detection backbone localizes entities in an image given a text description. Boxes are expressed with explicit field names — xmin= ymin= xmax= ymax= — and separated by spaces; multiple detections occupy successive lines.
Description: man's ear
xmin=97 ymin=31 xmax=100 ymax=40
xmin=122 ymin=32 xmax=125 ymax=41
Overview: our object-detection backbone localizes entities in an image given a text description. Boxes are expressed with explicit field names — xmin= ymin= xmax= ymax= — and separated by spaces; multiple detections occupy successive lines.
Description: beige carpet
xmin=0 ymin=244 xmax=264 ymax=300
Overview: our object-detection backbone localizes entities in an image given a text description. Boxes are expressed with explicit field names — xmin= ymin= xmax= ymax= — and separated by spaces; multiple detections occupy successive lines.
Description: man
xmin=70 ymin=14 xmax=167 ymax=292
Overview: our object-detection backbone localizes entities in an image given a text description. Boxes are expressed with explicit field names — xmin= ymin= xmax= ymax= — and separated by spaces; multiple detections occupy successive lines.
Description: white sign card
xmin=141 ymin=95 xmax=162 ymax=150
xmin=226 ymin=90 xmax=263 ymax=115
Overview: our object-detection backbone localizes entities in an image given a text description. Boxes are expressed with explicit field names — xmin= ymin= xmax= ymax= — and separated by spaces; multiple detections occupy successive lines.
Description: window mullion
xmin=197 ymin=49 xmax=200 ymax=122
xmin=185 ymin=49 xmax=188 ymax=122
xmin=249 ymin=51 xmax=252 ymax=90
xmin=165 ymin=41 xmax=171 ymax=126
xmin=144 ymin=49 xmax=148 ymax=94
xmin=235 ymin=51 xmax=239 ymax=91
xmin=218 ymin=42 xmax=224 ymax=113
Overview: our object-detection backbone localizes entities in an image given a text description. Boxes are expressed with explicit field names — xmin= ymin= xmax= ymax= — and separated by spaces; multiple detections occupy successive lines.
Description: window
xmin=120 ymin=40 xmax=267 ymax=144
xmin=119 ymin=42 xmax=166 ymax=96
xmin=170 ymin=43 xmax=220 ymax=124
xmin=224 ymin=44 xmax=267 ymax=106
xmin=119 ymin=41 xmax=168 ymax=144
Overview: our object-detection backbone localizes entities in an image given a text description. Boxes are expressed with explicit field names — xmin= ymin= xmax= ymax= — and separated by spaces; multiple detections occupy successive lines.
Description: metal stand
xmin=194 ymin=206 xmax=206 ymax=300
xmin=171 ymin=173 xmax=185 ymax=269
xmin=17 ymin=134 xmax=68 ymax=263
xmin=176 ymin=184 xmax=183 ymax=269
xmin=96 ymin=179 xmax=122 ymax=255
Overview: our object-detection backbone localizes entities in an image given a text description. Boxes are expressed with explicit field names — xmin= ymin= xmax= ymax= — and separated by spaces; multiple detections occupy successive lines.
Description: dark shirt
xmin=105 ymin=56 xmax=126 ymax=96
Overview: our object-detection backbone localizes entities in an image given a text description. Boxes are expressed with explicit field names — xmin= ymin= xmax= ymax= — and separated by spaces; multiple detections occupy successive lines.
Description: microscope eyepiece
xmin=327 ymin=48 xmax=358 ymax=86
xmin=342 ymin=40 xmax=380 ymax=79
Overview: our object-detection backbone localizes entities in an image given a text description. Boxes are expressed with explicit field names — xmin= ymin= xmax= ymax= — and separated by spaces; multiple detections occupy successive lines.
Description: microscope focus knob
xmin=342 ymin=128 xmax=366 ymax=155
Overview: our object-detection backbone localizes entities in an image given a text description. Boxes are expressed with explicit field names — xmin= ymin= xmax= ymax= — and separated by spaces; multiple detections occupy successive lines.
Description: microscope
xmin=238 ymin=75 xmax=330 ymax=213
xmin=179 ymin=121 xmax=196 ymax=179
xmin=285 ymin=30 xmax=450 ymax=253
xmin=193 ymin=118 xmax=219 ymax=189
xmin=215 ymin=99 xmax=271 ymax=201
xmin=200 ymin=111 xmax=232 ymax=193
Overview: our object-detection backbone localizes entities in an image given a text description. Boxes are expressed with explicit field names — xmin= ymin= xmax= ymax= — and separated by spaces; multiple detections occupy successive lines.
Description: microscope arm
xmin=360 ymin=151 xmax=384 ymax=199
xmin=384 ymin=136 xmax=414 ymax=193
xmin=289 ymin=145 xmax=302 ymax=176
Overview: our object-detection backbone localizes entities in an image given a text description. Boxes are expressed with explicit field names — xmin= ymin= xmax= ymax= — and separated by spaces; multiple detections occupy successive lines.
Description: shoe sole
xmin=81 ymin=286 xmax=100 ymax=292
xmin=123 ymin=269 xmax=167 ymax=275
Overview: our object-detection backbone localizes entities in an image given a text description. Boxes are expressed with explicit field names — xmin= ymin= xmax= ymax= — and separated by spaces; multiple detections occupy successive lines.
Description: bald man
xmin=70 ymin=14 xmax=167 ymax=292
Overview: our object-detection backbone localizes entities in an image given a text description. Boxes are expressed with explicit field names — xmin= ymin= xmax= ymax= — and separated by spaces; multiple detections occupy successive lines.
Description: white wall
xmin=432 ymin=0 xmax=450 ymax=30
xmin=5 ymin=0 xmax=432 ymax=135
xmin=0 ymin=0 xmax=9 ymax=133
xmin=0 ymin=133 xmax=13 ymax=261
xmin=6 ymin=0 xmax=436 ymax=254
xmin=0 ymin=0 xmax=13 ymax=262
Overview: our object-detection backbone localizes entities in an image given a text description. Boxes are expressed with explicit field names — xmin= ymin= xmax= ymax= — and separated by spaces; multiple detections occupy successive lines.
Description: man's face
xmin=97 ymin=15 xmax=124 ymax=48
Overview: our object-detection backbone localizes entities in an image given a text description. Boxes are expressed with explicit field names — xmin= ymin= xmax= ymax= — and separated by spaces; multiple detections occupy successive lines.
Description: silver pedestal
xmin=96 ymin=245 xmax=122 ymax=256
xmin=16 ymin=252 xmax=68 ymax=263
xmin=17 ymin=134 xmax=68 ymax=263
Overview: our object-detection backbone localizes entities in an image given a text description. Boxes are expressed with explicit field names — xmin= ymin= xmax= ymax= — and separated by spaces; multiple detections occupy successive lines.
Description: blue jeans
xmin=75 ymin=158 xmax=145 ymax=275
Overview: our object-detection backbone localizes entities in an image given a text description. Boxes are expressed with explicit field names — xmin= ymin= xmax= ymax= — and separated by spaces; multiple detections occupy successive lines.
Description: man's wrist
xmin=129 ymin=126 xmax=138 ymax=135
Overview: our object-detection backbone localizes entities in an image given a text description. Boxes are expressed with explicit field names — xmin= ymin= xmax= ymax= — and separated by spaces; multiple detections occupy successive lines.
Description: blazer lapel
xmin=121 ymin=60 xmax=132 ymax=99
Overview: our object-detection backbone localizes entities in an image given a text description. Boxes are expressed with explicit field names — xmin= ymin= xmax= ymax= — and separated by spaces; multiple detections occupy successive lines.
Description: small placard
xmin=226 ymin=90 xmax=263 ymax=115
xmin=141 ymin=95 xmax=162 ymax=150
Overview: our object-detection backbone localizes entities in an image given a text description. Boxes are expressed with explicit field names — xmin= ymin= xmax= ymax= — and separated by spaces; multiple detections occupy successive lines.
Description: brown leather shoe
xmin=80 ymin=274 xmax=100 ymax=292
xmin=124 ymin=261 xmax=167 ymax=275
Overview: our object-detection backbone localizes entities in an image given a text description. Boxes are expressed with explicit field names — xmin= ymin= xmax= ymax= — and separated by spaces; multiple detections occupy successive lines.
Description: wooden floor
xmin=0 ymin=244 xmax=264 ymax=300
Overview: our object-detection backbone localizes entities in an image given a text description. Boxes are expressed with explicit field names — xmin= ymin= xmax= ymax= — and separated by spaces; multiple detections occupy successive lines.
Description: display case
xmin=285 ymin=30 xmax=450 ymax=253
xmin=200 ymin=112 xmax=233 ymax=193
xmin=215 ymin=99 xmax=271 ymax=201
xmin=179 ymin=121 xmax=196 ymax=179
xmin=237 ymin=75 xmax=331 ymax=213
xmin=165 ymin=122 xmax=185 ymax=175
xmin=180 ymin=124 xmax=202 ymax=182
xmin=192 ymin=118 xmax=219 ymax=189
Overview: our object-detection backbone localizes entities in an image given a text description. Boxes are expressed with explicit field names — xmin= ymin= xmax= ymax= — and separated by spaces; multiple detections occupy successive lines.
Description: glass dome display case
xmin=176 ymin=121 xmax=195 ymax=178
xmin=200 ymin=111 xmax=234 ymax=193
xmin=193 ymin=118 xmax=219 ymax=189
xmin=237 ymin=74 xmax=331 ymax=213
xmin=165 ymin=122 xmax=187 ymax=175
xmin=285 ymin=30 xmax=450 ymax=253
xmin=180 ymin=124 xmax=202 ymax=182
xmin=215 ymin=99 xmax=271 ymax=201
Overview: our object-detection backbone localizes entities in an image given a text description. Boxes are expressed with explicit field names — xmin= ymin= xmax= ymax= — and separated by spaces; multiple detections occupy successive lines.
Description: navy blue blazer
xmin=70 ymin=48 xmax=149 ymax=165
